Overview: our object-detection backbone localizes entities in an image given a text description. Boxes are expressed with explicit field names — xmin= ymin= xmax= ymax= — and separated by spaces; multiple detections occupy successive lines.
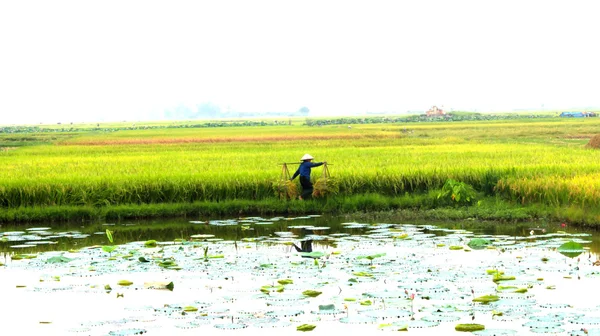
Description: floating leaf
xmin=102 ymin=245 xmax=117 ymax=254
xmin=318 ymin=304 xmax=335 ymax=311
xmin=296 ymin=324 xmax=316 ymax=332
xmin=468 ymin=238 xmax=492 ymax=250
xmin=299 ymin=252 xmax=325 ymax=259
xmin=357 ymin=253 xmax=386 ymax=261
xmin=473 ymin=295 xmax=500 ymax=303
xmin=302 ymin=290 xmax=322 ymax=298
xmin=46 ymin=255 xmax=74 ymax=264
xmin=144 ymin=281 xmax=174 ymax=291
xmin=278 ymin=279 xmax=294 ymax=285
xmin=117 ymin=280 xmax=133 ymax=286
xmin=166 ymin=282 xmax=174 ymax=291
xmin=261 ymin=285 xmax=285 ymax=293
xmin=557 ymin=241 xmax=585 ymax=258
xmin=455 ymin=324 xmax=485 ymax=332
xmin=493 ymin=274 xmax=516 ymax=283
xmin=144 ymin=240 xmax=157 ymax=247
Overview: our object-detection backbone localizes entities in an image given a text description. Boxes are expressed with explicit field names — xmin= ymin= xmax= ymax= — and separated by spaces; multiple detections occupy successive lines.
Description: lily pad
xmin=144 ymin=240 xmax=157 ymax=247
xmin=473 ymin=295 xmax=500 ymax=303
xmin=557 ymin=241 xmax=585 ymax=258
xmin=456 ymin=324 xmax=485 ymax=332
xmin=299 ymin=252 xmax=325 ymax=259
xmin=297 ymin=324 xmax=316 ymax=332
xmin=46 ymin=255 xmax=74 ymax=264
xmin=302 ymin=290 xmax=322 ymax=298
xmin=117 ymin=280 xmax=133 ymax=286
xmin=468 ymin=238 xmax=492 ymax=250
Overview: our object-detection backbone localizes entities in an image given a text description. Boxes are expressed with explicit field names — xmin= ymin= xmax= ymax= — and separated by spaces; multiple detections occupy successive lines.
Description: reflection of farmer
xmin=291 ymin=154 xmax=326 ymax=200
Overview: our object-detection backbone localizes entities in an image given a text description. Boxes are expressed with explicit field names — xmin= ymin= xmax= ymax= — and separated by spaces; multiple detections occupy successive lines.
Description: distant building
xmin=426 ymin=106 xmax=445 ymax=117
xmin=560 ymin=111 xmax=597 ymax=118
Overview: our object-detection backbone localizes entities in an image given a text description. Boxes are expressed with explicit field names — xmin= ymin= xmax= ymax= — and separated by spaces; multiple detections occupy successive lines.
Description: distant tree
xmin=298 ymin=107 xmax=310 ymax=115
xmin=196 ymin=102 xmax=222 ymax=119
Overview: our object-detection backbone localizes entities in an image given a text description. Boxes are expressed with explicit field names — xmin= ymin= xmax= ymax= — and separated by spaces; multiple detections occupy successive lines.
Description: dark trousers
xmin=299 ymin=176 xmax=313 ymax=199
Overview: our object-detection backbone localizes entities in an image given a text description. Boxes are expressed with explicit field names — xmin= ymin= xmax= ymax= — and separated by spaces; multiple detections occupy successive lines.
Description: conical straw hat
xmin=300 ymin=154 xmax=314 ymax=161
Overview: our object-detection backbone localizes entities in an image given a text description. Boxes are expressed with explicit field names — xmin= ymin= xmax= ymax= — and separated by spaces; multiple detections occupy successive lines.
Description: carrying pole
xmin=278 ymin=163 xmax=333 ymax=165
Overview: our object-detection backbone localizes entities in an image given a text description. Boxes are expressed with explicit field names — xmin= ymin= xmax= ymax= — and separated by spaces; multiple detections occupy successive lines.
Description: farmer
xmin=291 ymin=154 xmax=326 ymax=200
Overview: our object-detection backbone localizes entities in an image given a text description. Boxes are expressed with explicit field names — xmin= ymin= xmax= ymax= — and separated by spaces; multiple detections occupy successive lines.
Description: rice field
xmin=1 ymin=118 xmax=600 ymax=222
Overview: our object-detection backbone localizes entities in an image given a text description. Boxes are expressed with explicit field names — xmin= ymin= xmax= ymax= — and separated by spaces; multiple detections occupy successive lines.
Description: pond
xmin=1 ymin=215 xmax=599 ymax=335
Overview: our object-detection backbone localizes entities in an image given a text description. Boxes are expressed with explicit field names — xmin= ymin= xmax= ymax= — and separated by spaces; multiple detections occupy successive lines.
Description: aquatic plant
xmin=437 ymin=179 xmax=477 ymax=206
xmin=102 ymin=229 xmax=117 ymax=256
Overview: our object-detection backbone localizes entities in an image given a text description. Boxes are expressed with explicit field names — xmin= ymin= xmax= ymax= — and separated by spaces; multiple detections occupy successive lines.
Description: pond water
xmin=1 ymin=215 xmax=600 ymax=335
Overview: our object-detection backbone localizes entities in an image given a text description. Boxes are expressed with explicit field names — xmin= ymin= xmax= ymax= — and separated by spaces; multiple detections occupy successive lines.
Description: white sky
xmin=1 ymin=0 xmax=599 ymax=124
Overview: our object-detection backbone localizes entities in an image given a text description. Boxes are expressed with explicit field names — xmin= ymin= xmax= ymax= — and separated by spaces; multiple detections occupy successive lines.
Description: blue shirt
xmin=292 ymin=161 xmax=324 ymax=179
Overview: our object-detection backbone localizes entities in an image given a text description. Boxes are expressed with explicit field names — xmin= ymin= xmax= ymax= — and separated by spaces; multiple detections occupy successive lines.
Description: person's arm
xmin=310 ymin=162 xmax=325 ymax=168
xmin=291 ymin=167 xmax=300 ymax=180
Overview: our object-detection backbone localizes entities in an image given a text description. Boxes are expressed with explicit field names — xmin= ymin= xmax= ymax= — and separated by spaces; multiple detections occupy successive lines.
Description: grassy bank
xmin=2 ymin=193 xmax=599 ymax=227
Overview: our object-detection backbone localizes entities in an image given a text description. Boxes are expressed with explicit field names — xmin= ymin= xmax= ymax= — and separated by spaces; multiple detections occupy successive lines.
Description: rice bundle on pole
xmin=313 ymin=163 xmax=338 ymax=198
xmin=273 ymin=163 xmax=299 ymax=200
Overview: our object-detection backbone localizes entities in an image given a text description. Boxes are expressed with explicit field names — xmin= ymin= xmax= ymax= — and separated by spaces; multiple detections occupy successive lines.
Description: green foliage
xmin=438 ymin=179 xmax=477 ymax=206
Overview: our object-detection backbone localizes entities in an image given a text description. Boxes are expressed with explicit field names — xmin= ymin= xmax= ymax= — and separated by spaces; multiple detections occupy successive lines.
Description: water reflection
xmin=1 ymin=215 xmax=599 ymax=255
